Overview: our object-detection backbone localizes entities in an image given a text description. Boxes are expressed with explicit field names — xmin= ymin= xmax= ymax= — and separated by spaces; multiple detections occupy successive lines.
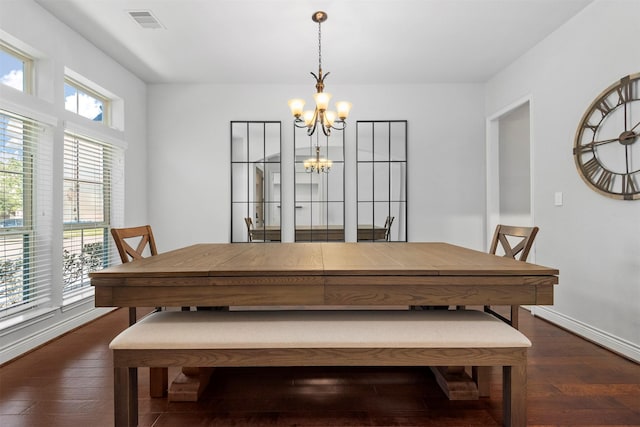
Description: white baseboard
xmin=0 ymin=307 xmax=115 ymax=365
xmin=532 ymin=306 xmax=640 ymax=363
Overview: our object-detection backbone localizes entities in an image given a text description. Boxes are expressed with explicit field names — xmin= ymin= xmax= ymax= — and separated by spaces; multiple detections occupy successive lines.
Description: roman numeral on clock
xmin=583 ymin=122 xmax=598 ymax=137
xmin=574 ymin=143 xmax=594 ymax=155
xmin=596 ymin=169 xmax=614 ymax=192
xmin=582 ymin=157 xmax=602 ymax=181
xmin=617 ymin=75 xmax=632 ymax=105
xmin=622 ymin=174 xmax=637 ymax=195
xmin=595 ymin=99 xmax=612 ymax=117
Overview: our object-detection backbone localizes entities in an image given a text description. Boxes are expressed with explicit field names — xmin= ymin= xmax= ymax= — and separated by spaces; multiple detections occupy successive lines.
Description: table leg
xmin=168 ymin=367 xmax=215 ymax=402
xmin=472 ymin=366 xmax=491 ymax=397
xmin=149 ymin=367 xmax=168 ymax=397
xmin=430 ymin=366 xmax=479 ymax=400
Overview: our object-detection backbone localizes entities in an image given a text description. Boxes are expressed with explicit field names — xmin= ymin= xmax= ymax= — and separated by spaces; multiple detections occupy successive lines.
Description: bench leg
xmin=472 ymin=366 xmax=491 ymax=397
xmin=503 ymin=364 xmax=526 ymax=427
xmin=149 ymin=367 xmax=168 ymax=397
xmin=114 ymin=367 xmax=138 ymax=427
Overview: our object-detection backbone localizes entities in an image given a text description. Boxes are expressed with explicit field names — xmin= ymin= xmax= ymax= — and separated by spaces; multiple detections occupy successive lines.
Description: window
xmin=63 ymin=132 xmax=121 ymax=295
xmin=357 ymin=120 xmax=408 ymax=242
xmin=64 ymin=78 xmax=109 ymax=124
xmin=1 ymin=110 xmax=52 ymax=313
xmin=0 ymin=42 xmax=33 ymax=93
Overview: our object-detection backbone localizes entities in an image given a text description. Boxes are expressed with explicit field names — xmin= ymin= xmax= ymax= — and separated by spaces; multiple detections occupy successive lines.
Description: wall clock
xmin=573 ymin=73 xmax=640 ymax=200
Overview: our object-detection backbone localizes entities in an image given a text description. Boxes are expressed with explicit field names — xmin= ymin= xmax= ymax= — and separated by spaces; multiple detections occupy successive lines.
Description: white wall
xmin=147 ymin=83 xmax=486 ymax=252
xmin=0 ymin=0 xmax=147 ymax=363
xmin=486 ymin=0 xmax=640 ymax=361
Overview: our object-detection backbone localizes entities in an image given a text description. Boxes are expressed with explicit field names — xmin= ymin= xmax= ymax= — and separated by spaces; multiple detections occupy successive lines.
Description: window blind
xmin=63 ymin=131 xmax=123 ymax=297
xmin=0 ymin=109 xmax=53 ymax=316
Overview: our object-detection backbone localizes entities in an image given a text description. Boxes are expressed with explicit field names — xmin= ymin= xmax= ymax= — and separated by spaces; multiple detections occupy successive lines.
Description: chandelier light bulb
xmin=336 ymin=101 xmax=352 ymax=120
xmin=303 ymin=110 xmax=315 ymax=126
xmin=303 ymin=158 xmax=313 ymax=170
xmin=313 ymin=92 xmax=332 ymax=111
xmin=324 ymin=110 xmax=337 ymax=127
xmin=288 ymin=99 xmax=305 ymax=117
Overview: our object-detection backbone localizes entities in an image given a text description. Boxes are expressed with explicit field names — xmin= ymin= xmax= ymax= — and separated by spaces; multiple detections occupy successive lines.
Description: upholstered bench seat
xmin=110 ymin=309 xmax=530 ymax=427
xmin=110 ymin=309 xmax=531 ymax=350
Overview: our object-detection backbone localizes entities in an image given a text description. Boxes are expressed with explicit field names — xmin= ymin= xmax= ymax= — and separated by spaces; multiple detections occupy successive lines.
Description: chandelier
xmin=288 ymin=11 xmax=352 ymax=137
xmin=304 ymin=144 xmax=332 ymax=173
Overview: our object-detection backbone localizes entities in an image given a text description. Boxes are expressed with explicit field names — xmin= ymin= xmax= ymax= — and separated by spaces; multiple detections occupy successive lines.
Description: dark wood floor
xmin=1 ymin=307 xmax=639 ymax=427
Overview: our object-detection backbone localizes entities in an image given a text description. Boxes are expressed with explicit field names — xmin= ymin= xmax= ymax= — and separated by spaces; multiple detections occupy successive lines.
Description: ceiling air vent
xmin=128 ymin=10 xmax=164 ymax=29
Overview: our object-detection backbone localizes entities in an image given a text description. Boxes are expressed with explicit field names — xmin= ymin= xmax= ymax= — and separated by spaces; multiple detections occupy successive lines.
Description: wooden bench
xmin=110 ymin=309 xmax=531 ymax=427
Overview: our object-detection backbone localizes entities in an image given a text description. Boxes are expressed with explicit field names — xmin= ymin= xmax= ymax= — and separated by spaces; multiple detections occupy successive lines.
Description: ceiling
xmin=34 ymin=0 xmax=593 ymax=85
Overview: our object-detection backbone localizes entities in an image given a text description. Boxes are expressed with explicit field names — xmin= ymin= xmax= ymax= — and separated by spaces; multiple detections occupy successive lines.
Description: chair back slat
xmin=489 ymin=224 xmax=539 ymax=262
xmin=111 ymin=225 xmax=158 ymax=263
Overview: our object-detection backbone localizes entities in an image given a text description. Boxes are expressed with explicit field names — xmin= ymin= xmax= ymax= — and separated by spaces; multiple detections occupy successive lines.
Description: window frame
xmin=0 ymin=110 xmax=51 ymax=315
xmin=0 ymin=41 xmax=34 ymax=94
xmin=62 ymin=131 xmax=113 ymax=298
xmin=64 ymin=76 xmax=111 ymax=125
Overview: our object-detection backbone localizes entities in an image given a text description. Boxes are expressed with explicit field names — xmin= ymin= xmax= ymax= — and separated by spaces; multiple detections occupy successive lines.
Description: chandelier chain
xmin=317 ymin=20 xmax=322 ymax=73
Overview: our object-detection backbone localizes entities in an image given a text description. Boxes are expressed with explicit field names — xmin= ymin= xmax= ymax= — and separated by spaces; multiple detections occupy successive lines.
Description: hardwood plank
xmin=213 ymin=243 xmax=324 ymax=276
xmin=90 ymin=243 xmax=253 ymax=278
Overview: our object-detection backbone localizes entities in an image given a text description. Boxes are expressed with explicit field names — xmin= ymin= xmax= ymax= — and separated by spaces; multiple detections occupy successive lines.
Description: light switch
xmin=554 ymin=192 xmax=563 ymax=206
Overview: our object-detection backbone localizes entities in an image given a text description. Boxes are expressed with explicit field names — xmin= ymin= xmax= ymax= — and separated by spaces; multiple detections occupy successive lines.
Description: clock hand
xmin=626 ymin=145 xmax=630 ymax=175
xmin=585 ymin=137 xmax=622 ymax=149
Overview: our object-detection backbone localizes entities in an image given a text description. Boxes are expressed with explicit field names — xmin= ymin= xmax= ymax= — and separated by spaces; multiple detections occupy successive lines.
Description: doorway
xmin=486 ymin=99 xmax=534 ymax=255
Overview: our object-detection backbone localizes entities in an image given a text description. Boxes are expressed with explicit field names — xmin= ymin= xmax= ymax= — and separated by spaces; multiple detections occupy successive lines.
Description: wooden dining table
xmin=92 ymin=242 xmax=558 ymax=309
xmin=91 ymin=242 xmax=558 ymax=400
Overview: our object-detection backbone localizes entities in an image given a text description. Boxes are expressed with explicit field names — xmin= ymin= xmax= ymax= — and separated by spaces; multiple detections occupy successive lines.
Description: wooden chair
xmin=244 ymin=217 xmax=254 ymax=242
xmin=110 ymin=225 xmax=167 ymax=397
xmin=484 ymin=224 xmax=539 ymax=328
xmin=111 ymin=225 xmax=158 ymax=266
xmin=111 ymin=225 xmax=158 ymax=325
xmin=383 ymin=216 xmax=395 ymax=241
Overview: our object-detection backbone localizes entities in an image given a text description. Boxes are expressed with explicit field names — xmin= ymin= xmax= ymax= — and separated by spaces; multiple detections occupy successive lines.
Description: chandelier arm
xmin=307 ymin=114 xmax=319 ymax=136
xmin=330 ymin=120 xmax=347 ymax=131
xmin=293 ymin=120 xmax=309 ymax=129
